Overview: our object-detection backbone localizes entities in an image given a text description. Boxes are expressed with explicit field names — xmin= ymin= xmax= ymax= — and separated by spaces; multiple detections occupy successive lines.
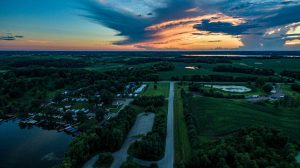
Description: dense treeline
xmin=186 ymin=127 xmax=300 ymax=168
xmin=104 ymin=67 xmax=160 ymax=82
xmin=8 ymin=59 xmax=88 ymax=68
xmin=181 ymin=89 xmax=198 ymax=147
xmin=132 ymin=96 xmax=165 ymax=107
xmin=117 ymin=57 xmax=234 ymax=65
xmin=213 ymin=66 xmax=275 ymax=76
xmin=171 ymin=74 xmax=293 ymax=83
xmin=59 ymin=107 xmax=137 ymax=168
xmin=151 ymin=62 xmax=175 ymax=72
xmin=281 ymin=70 xmax=300 ymax=80
xmin=291 ymin=84 xmax=300 ymax=93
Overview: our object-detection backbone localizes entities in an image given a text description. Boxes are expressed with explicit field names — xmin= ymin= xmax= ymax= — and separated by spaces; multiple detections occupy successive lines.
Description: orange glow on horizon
xmin=133 ymin=13 xmax=245 ymax=50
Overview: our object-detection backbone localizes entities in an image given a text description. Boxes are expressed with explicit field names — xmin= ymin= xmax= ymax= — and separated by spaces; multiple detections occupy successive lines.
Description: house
xmin=134 ymin=84 xmax=147 ymax=94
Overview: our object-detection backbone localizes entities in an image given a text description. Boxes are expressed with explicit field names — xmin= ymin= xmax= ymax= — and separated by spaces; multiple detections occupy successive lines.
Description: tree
xmin=101 ymin=89 xmax=114 ymax=105
xmin=77 ymin=112 xmax=88 ymax=123
xmin=95 ymin=107 xmax=106 ymax=122
xmin=262 ymin=84 xmax=273 ymax=93
xmin=63 ymin=112 xmax=73 ymax=122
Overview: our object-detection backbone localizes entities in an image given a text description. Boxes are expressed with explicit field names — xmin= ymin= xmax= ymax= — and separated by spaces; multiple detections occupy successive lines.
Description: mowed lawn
xmin=141 ymin=83 xmax=170 ymax=98
xmin=190 ymin=97 xmax=300 ymax=143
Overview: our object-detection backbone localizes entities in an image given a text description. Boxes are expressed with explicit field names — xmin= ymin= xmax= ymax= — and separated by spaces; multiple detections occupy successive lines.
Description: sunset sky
xmin=0 ymin=0 xmax=300 ymax=51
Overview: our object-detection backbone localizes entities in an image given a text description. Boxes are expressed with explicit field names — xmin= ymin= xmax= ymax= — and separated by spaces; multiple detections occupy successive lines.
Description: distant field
xmin=232 ymin=58 xmax=300 ymax=72
xmin=141 ymin=83 xmax=170 ymax=98
xmin=189 ymin=97 xmax=300 ymax=143
xmin=158 ymin=62 xmax=262 ymax=80
xmin=85 ymin=63 xmax=125 ymax=71
xmin=281 ymin=84 xmax=300 ymax=99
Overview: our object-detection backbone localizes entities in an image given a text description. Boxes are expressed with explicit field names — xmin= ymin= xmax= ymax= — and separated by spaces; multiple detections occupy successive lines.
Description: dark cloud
xmin=79 ymin=0 xmax=300 ymax=50
xmin=0 ymin=33 xmax=24 ymax=41
xmin=194 ymin=19 xmax=256 ymax=35
xmin=80 ymin=0 xmax=195 ymax=45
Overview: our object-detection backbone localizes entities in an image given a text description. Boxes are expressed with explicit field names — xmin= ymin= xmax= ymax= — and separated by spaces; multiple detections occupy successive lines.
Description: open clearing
xmin=141 ymin=83 xmax=170 ymax=97
xmin=189 ymin=97 xmax=300 ymax=143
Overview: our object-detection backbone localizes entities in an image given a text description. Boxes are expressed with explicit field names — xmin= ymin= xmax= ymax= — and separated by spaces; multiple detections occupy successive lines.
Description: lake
xmin=0 ymin=120 xmax=73 ymax=168
xmin=296 ymin=152 xmax=300 ymax=164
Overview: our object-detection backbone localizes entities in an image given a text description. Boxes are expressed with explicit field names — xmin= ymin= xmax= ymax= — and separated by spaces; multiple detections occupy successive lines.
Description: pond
xmin=204 ymin=85 xmax=252 ymax=93
xmin=0 ymin=120 xmax=73 ymax=168
xmin=296 ymin=152 xmax=300 ymax=164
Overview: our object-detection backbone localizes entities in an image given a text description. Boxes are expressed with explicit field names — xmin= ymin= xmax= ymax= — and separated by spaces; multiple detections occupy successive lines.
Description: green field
xmin=158 ymin=62 xmax=261 ymax=80
xmin=232 ymin=58 xmax=300 ymax=73
xmin=174 ymin=84 xmax=191 ymax=166
xmin=141 ymin=83 xmax=170 ymax=97
xmin=189 ymin=97 xmax=300 ymax=143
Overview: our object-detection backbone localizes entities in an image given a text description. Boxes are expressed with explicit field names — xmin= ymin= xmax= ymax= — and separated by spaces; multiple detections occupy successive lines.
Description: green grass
xmin=174 ymin=84 xmax=192 ymax=165
xmin=189 ymin=97 xmax=300 ymax=143
xmin=158 ymin=62 xmax=267 ymax=80
xmin=232 ymin=58 xmax=300 ymax=73
xmin=141 ymin=83 xmax=170 ymax=98
xmin=281 ymin=84 xmax=300 ymax=99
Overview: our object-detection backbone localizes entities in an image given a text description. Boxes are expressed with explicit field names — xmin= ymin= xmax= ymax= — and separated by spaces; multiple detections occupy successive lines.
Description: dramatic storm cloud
xmin=0 ymin=0 xmax=299 ymax=50
xmin=79 ymin=0 xmax=300 ymax=50
xmin=0 ymin=33 xmax=23 ymax=41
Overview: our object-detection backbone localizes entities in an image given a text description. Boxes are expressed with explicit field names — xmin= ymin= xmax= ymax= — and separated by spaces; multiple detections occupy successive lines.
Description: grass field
xmin=141 ymin=83 xmax=170 ymax=97
xmin=232 ymin=58 xmax=300 ymax=73
xmin=156 ymin=59 xmax=300 ymax=80
xmin=281 ymin=84 xmax=300 ymax=99
xmin=189 ymin=97 xmax=300 ymax=143
xmin=174 ymin=84 xmax=192 ymax=166
xmin=158 ymin=63 xmax=256 ymax=80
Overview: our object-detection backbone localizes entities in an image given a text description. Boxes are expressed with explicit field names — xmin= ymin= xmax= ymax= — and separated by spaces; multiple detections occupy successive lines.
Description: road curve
xmin=111 ymin=112 xmax=155 ymax=168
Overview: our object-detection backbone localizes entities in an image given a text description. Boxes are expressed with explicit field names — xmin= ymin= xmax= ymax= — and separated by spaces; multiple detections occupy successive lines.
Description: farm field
xmin=188 ymin=96 xmax=300 ymax=143
xmin=231 ymin=58 xmax=300 ymax=73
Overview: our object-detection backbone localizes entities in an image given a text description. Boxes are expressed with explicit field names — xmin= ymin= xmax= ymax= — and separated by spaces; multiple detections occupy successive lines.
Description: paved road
xmin=82 ymin=155 xmax=99 ymax=168
xmin=247 ymin=84 xmax=285 ymax=102
xmin=157 ymin=81 xmax=175 ymax=168
xmin=134 ymin=82 xmax=175 ymax=168
xmin=111 ymin=112 xmax=155 ymax=168
xmin=83 ymin=112 xmax=154 ymax=168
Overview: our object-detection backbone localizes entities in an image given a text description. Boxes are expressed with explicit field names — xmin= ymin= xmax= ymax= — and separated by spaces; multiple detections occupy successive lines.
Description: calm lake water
xmin=296 ymin=152 xmax=300 ymax=164
xmin=0 ymin=120 xmax=73 ymax=168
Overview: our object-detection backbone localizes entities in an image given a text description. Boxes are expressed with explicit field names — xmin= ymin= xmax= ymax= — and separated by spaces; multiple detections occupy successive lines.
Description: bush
xmin=262 ymin=84 xmax=273 ymax=93
xmin=94 ymin=153 xmax=113 ymax=168
xmin=291 ymin=84 xmax=300 ymax=93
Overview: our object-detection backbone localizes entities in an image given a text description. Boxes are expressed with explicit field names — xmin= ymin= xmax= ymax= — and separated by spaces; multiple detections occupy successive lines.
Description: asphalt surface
xmin=111 ymin=112 xmax=155 ymax=168
xmin=82 ymin=112 xmax=154 ymax=168
xmin=82 ymin=155 xmax=99 ymax=168
xmin=83 ymin=82 xmax=175 ymax=168
xmin=247 ymin=84 xmax=285 ymax=102
xmin=157 ymin=81 xmax=175 ymax=168
xmin=134 ymin=82 xmax=175 ymax=168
